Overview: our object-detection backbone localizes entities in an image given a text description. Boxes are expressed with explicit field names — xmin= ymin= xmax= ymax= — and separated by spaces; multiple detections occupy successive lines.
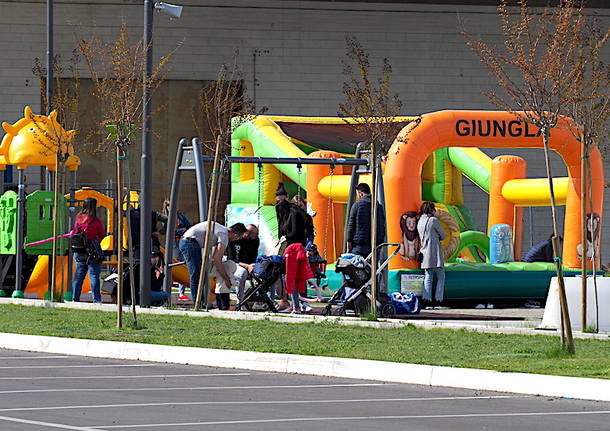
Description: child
xmin=211 ymin=259 xmax=237 ymax=310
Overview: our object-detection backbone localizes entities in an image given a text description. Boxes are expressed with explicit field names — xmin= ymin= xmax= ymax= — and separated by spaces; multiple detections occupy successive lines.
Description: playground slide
xmin=447 ymin=147 xmax=569 ymax=206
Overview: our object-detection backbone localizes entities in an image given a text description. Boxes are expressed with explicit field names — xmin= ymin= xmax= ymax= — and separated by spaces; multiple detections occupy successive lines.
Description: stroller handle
xmin=374 ymin=242 xmax=400 ymax=252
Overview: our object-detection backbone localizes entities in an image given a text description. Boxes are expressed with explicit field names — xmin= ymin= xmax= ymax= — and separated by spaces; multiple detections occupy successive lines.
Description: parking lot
xmin=0 ymin=349 xmax=609 ymax=430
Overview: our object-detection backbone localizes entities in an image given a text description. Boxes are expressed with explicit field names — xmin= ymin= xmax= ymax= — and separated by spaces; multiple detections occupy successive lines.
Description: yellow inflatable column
xmin=487 ymin=156 xmax=526 ymax=261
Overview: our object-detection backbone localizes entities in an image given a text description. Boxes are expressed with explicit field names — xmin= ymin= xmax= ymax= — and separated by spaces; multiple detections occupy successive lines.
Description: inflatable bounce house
xmin=226 ymin=110 xmax=604 ymax=301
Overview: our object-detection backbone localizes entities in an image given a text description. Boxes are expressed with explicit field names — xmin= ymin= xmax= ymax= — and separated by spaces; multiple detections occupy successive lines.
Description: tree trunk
xmin=207 ymin=160 xmax=225 ymax=311
xmin=542 ymin=126 xmax=575 ymax=354
xmin=123 ymin=153 xmax=137 ymax=325
xmin=370 ymin=141 xmax=378 ymax=317
xmin=50 ymin=152 xmax=60 ymax=301
xmin=116 ymin=147 xmax=124 ymax=328
xmin=195 ymin=135 xmax=222 ymax=311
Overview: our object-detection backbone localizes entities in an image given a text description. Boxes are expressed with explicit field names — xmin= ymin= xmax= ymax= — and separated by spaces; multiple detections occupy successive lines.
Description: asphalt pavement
xmin=0 ymin=349 xmax=609 ymax=430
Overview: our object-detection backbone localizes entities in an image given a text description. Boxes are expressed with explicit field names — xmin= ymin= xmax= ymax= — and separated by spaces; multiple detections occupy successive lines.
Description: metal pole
xmin=46 ymin=0 xmax=53 ymax=113
xmin=344 ymin=144 xmax=364 ymax=252
xmin=226 ymin=156 xmax=368 ymax=166
xmin=163 ymin=138 xmax=187 ymax=304
xmin=13 ymin=169 xmax=26 ymax=297
xmin=370 ymin=141 xmax=378 ymax=317
xmin=191 ymin=137 xmax=208 ymax=221
xmin=139 ymin=0 xmax=154 ymax=307
xmin=581 ymin=135 xmax=588 ymax=330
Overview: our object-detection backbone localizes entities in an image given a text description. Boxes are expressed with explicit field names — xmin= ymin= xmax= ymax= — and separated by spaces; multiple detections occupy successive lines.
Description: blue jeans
xmin=150 ymin=290 xmax=168 ymax=306
xmin=73 ymin=252 xmax=101 ymax=302
xmin=423 ymin=267 xmax=445 ymax=302
xmin=173 ymin=245 xmax=187 ymax=295
xmin=178 ymin=238 xmax=203 ymax=306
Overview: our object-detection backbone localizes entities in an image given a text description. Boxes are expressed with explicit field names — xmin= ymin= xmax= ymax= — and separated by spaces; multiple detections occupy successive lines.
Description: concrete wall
xmin=0 ymin=0 xmax=608 ymax=260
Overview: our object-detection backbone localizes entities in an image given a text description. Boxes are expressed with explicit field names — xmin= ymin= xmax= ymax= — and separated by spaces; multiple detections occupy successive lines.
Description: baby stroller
xmin=234 ymin=255 xmax=284 ymax=312
xmin=322 ymin=243 xmax=401 ymax=318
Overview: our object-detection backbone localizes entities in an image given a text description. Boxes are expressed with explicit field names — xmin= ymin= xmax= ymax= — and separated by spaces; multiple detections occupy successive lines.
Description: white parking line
xmin=92 ymin=410 xmax=610 ymax=429
xmin=0 ymin=372 xmax=251 ymax=381
xmin=0 ymin=382 xmax=394 ymax=395
xmin=0 ymin=414 xmax=95 ymax=430
xmin=0 ymin=363 xmax=162 ymax=369
xmin=0 ymin=355 xmax=72 ymax=359
xmin=0 ymin=395 xmax=528 ymax=413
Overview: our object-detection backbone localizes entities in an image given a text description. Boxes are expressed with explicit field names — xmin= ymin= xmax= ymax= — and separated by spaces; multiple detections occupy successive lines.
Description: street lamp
xmin=140 ymin=1 xmax=183 ymax=307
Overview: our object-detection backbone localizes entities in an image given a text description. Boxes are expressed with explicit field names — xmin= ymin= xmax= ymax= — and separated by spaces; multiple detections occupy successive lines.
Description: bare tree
xmin=563 ymin=16 xmax=610 ymax=331
xmin=191 ymin=53 xmax=265 ymax=310
xmin=32 ymin=52 xmax=81 ymax=302
xmin=78 ymin=23 xmax=175 ymax=327
xmin=339 ymin=36 xmax=404 ymax=317
xmin=462 ymin=0 xmax=590 ymax=353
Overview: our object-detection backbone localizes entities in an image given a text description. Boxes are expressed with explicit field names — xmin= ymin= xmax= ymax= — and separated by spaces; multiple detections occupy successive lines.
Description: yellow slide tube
xmin=502 ymin=177 xmax=568 ymax=206
xmin=317 ymin=174 xmax=371 ymax=204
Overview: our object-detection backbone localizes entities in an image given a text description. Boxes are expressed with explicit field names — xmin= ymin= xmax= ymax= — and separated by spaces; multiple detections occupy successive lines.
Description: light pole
xmin=47 ymin=0 xmax=53 ymax=114
xmin=140 ymin=1 xmax=182 ymax=307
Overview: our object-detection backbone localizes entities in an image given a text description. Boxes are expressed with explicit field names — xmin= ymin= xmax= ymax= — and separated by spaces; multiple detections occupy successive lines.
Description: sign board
xmin=400 ymin=274 xmax=424 ymax=296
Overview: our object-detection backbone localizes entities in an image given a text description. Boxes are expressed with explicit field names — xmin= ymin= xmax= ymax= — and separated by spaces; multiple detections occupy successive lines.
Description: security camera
xmin=154 ymin=2 xmax=183 ymax=19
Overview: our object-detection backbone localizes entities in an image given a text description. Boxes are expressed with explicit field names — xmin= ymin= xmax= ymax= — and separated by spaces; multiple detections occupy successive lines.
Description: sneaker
xmin=178 ymin=295 xmax=190 ymax=301
xmin=301 ymin=303 xmax=312 ymax=313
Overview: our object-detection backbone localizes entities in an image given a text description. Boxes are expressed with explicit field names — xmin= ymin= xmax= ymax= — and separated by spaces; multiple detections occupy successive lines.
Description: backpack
xmin=71 ymin=218 xmax=93 ymax=252
xmin=70 ymin=232 xmax=89 ymax=252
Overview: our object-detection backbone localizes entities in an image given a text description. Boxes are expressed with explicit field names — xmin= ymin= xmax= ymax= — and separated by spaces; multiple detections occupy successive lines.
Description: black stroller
xmin=234 ymin=255 xmax=284 ymax=312
xmin=322 ymin=243 xmax=400 ymax=318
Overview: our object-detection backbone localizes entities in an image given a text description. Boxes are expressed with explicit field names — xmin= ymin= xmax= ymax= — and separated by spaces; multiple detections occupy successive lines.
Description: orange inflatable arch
xmin=384 ymin=110 xmax=604 ymax=270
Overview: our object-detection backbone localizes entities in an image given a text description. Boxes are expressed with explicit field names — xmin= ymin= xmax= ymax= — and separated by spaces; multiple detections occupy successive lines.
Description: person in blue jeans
xmin=71 ymin=198 xmax=105 ymax=303
xmin=178 ymin=221 xmax=247 ymax=308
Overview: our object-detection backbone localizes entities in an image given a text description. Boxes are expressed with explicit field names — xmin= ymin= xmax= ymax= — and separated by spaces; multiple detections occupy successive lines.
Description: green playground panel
xmin=24 ymin=191 xmax=67 ymax=255
xmin=0 ymin=191 xmax=18 ymax=255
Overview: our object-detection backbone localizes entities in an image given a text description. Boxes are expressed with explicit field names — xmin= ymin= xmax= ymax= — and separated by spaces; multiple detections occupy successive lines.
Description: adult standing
xmin=417 ymin=201 xmax=446 ymax=303
xmin=346 ymin=183 xmax=385 ymax=257
xmin=292 ymin=195 xmax=315 ymax=247
xmin=71 ymin=198 xmax=105 ymax=303
xmin=178 ymin=221 xmax=247 ymax=307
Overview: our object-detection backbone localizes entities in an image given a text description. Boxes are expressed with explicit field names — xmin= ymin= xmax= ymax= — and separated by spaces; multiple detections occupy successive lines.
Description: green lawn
xmin=1 ymin=304 xmax=609 ymax=379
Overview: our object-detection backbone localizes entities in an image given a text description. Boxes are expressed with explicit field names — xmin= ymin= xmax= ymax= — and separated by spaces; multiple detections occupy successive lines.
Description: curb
xmin=1 ymin=332 xmax=609 ymax=402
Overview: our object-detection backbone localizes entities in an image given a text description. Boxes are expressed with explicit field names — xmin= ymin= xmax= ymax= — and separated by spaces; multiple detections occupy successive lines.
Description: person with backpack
xmin=71 ymin=198 xmax=105 ymax=303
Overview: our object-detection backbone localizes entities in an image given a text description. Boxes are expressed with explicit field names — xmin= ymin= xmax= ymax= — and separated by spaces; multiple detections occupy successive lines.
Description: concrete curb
xmin=1 ymin=332 xmax=609 ymax=402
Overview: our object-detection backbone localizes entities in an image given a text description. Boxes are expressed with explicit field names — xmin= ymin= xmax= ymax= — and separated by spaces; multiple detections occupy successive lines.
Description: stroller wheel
xmin=321 ymin=306 xmax=331 ymax=316
xmin=379 ymin=303 xmax=396 ymax=319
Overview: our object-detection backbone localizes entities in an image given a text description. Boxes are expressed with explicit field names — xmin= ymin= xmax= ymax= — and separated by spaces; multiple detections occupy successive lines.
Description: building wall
xmin=1 ymin=0 xmax=609 ymax=260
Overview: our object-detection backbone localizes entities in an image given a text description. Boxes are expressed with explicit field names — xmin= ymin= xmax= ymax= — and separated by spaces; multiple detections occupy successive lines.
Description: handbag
xmin=416 ymin=217 xmax=431 ymax=263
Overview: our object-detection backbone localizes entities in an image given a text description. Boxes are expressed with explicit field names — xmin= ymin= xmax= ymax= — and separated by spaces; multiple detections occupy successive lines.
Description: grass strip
xmin=0 ymin=304 xmax=609 ymax=379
